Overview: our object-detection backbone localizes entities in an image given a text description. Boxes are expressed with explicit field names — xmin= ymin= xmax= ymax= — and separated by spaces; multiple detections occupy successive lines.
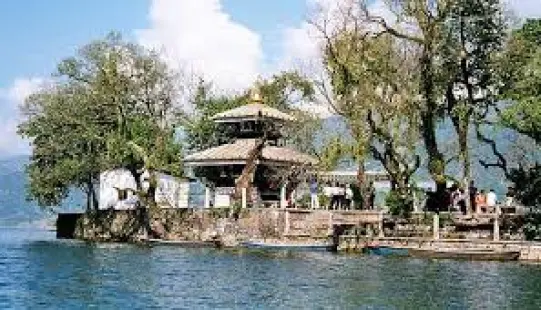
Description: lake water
xmin=2 ymin=227 xmax=541 ymax=309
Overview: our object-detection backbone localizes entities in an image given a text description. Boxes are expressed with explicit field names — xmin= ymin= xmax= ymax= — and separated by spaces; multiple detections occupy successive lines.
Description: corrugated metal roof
xmin=210 ymin=103 xmax=296 ymax=122
xmin=184 ymin=139 xmax=317 ymax=166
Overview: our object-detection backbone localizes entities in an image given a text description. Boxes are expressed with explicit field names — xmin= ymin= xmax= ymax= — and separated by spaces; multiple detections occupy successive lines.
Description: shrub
xmin=523 ymin=211 xmax=541 ymax=241
xmin=385 ymin=190 xmax=413 ymax=217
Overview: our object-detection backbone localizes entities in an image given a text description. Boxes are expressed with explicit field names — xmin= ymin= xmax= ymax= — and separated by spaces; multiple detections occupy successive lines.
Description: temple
xmin=184 ymin=88 xmax=318 ymax=208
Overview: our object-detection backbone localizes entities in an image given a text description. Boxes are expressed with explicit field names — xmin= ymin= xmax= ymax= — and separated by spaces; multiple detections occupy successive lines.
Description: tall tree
xmin=311 ymin=0 xmax=455 ymax=208
xmin=19 ymin=33 xmax=184 ymax=212
xmin=496 ymin=19 xmax=541 ymax=204
xmin=314 ymin=1 xmax=424 ymax=210
xmin=440 ymin=0 xmax=506 ymax=210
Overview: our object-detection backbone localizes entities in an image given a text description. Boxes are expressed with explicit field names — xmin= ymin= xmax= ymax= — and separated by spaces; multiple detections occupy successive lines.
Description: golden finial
xmin=251 ymin=78 xmax=263 ymax=103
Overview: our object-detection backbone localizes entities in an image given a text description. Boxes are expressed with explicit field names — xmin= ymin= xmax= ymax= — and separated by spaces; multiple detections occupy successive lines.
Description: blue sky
xmin=0 ymin=0 xmax=309 ymax=157
xmin=0 ymin=0 xmax=307 ymax=87
xmin=0 ymin=0 xmax=539 ymax=158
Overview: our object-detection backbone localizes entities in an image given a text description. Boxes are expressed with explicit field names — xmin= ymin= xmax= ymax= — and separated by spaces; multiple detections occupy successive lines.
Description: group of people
xmin=448 ymin=184 xmax=497 ymax=214
xmin=309 ymin=180 xmax=375 ymax=210
xmin=321 ymin=182 xmax=354 ymax=210
xmin=428 ymin=181 xmax=515 ymax=214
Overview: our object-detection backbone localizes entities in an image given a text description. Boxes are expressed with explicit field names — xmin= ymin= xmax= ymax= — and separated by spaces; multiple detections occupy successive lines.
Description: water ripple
xmin=2 ymin=228 xmax=541 ymax=309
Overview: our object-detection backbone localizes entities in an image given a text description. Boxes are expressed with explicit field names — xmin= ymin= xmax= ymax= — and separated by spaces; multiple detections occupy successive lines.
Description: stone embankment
xmin=57 ymin=208 xmax=541 ymax=261
xmin=57 ymin=208 xmax=383 ymax=246
xmin=338 ymin=236 xmax=541 ymax=261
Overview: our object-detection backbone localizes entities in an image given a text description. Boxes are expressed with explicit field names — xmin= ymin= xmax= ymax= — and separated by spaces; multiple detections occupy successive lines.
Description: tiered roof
xmin=184 ymin=139 xmax=318 ymax=166
xmin=184 ymin=86 xmax=318 ymax=167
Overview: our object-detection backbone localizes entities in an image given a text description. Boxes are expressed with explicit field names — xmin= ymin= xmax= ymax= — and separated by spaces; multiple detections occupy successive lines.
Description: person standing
xmin=337 ymin=183 xmax=345 ymax=210
xmin=475 ymin=190 xmax=487 ymax=213
xmin=505 ymin=187 xmax=515 ymax=207
xmin=486 ymin=189 xmax=497 ymax=212
xmin=323 ymin=182 xmax=332 ymax=210
xmin=450 ymin=184 xmax=460 ymax=212
xmin=344 ymin=184 xmax=353 ymax=210
xmin=330 ymin=182 xmax=339 ymax=210
xmin=469 ymin=181 xmax=477 ymax=215
xmin=368 ymin=182 xmax=376 ymax=210
xmin=457 ymin=189 xmax=467 ymax=215
xmin=310 ymin=179 xmax=319 ymax=209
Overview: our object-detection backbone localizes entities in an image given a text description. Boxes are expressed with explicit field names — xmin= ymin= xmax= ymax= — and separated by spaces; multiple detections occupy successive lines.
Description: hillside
xmin=0 ymin=156 xmax=83 ymax=227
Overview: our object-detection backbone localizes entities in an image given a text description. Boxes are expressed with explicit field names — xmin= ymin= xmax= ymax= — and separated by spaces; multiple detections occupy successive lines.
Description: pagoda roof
xmin=210 ymin=103 xmax=296 ymax=123
xmin=184 ymin=139 xmax=318 ymax=167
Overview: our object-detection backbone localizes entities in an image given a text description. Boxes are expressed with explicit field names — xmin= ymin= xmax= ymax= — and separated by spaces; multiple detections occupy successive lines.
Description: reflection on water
xmin=2 ymin=227 xmax=541 ymax=309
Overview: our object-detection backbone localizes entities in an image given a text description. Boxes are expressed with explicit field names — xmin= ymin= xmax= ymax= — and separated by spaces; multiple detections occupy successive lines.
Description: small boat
xmin=408 ymin=248 xmax=520 ymax=261
xmin=147 ymin=239 xmax=218 ymax=248
xmin=241 ymin=240 xmax=335 ymax=251
xmin=363 ymin=245 xmax=409 ymax=257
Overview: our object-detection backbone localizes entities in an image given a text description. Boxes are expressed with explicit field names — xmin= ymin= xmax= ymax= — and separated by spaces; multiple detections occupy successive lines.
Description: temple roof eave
xmin=184 ymin=159 xmax=313 ymax=167
xmin=183 ymin=139 xmax=318 ymax=167
xmin=209 ymin=103 xmax=296 ymax=123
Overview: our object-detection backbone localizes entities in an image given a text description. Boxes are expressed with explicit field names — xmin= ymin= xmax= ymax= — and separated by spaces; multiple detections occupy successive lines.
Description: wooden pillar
xmin=204 ymin=187 xmax=211 ymax=208
xmin=413 ymin=191 xmax=419 ymax=213
xmin=284 ymin=210 xmax=290 ymax=235
xmin=433 ymin=213 xmax=440 ymax=240
xmin=241 ymin=187 xmax=247 ymax=209
xmin=378 ymin=211 xmax=385 ymax=237
xmin=280 ymin=183 xmax=287 ymax=209
xmin=328 ymin=211 xmax=333 ymax=236
xmin=494 ymin=205 xmax=500 ymax=241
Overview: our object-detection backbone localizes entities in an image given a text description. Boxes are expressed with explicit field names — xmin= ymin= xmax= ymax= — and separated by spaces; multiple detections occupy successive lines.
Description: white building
xmin=98 ymin=169 xmax=190 ymax=210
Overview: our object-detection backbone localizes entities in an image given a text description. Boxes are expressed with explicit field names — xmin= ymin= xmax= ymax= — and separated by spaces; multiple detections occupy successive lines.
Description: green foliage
xmin=18 ymin=32 xmax=183 ymax=209
xmin=501 ymin=50 xmax=541 ymax=141
xmin=508 ymin=164 xmax=541 ymax=207
xmin=318 ymin=193 xmax=330 ymax=209
xmin=318 ymin=137 xmax=348 ymax=171
xmin=183 ymin=81 xmax=244 ymax=152
xmin=523 ymin=211 xmax=541 ymax=241
xmin=385 ymin=190 xmax=413 ymax=218
xmin=323 ymin=26 xmax=421 ymax=195
xmin=500 ymin=19 xmax=541 ymax=142
xmin=507 ymin=164 xmax=541 ymax=241
xmin=515 ymin=19 xmax=541 ymax=47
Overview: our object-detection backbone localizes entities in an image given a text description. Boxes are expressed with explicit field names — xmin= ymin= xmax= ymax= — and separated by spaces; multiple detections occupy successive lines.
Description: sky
xmin=0 ymin=0 xmax=540 ymax=158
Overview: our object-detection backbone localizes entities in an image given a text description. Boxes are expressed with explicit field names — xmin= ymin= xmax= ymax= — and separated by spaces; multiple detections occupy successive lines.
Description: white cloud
xmin=6 ymin=78 xmax=45 ymax=103
xmin=137 ymin=0 xmax=263 ymax=92
xmin=0 ymin=77 xmax=45 ymax=157
xmin=508 ymin=0 xmax=541 ymax=19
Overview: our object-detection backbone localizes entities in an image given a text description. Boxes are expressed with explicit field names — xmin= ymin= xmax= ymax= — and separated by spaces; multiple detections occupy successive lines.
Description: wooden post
xmin=204 ymin=187 xmax=211 ymax=208
xmin=378 ymin=211 xmax=384 ymax=237
xmin=280 ymin=183 xmax=287 ymax=209
xmin=241 ymin=188 xmax=247 ymax=209
xmin=284 ymin=210 xmax=290 ymax=235
xmin=494 ymin=205 xmax=500 ymax=241
xmin=241 ymin=187 xmax=248 ymax=209
xmin=413 ymin=191 xmax=419 ymax=213
xmin=328 ymin=211 xmax=333 ymax=236
xmin=433 ymin=213 xmax=440 ymax=240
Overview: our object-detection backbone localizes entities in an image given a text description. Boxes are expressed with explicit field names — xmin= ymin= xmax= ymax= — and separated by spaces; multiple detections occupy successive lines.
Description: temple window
xmin=240 ymin=121 xmax=255 ymax=132
xmin=118 ymin=189 xmax=127 ymax=201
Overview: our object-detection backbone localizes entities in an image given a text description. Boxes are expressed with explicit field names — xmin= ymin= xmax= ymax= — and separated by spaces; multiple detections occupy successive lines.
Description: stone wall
xmin=338 ymin=236 xmax=541 ymax=261
xmin=66 ymin=208 xmax=350 ymax=245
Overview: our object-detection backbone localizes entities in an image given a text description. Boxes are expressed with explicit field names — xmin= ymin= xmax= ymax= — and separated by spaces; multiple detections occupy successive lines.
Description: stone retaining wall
xmin=62 ymin=208 xmax=378 ymax=245
xmin=338 ymin=236 xmax=541 ymax=261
